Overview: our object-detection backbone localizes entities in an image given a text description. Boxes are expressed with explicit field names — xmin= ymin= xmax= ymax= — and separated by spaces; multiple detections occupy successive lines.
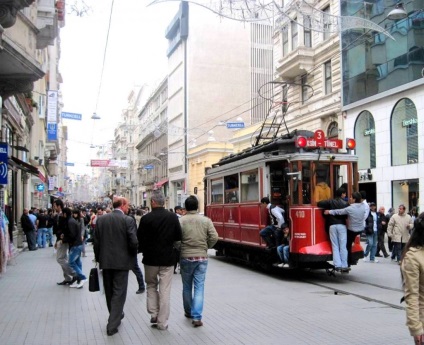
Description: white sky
xmin=60 ymin=0 xmax=178 ymax=175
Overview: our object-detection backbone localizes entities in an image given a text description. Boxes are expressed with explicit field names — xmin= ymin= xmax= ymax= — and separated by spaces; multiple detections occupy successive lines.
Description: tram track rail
xmin=299 ymin=269 xmax=405 ymax=310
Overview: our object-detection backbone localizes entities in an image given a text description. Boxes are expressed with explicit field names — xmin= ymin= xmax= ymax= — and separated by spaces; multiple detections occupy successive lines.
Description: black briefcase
xmin=89 ymin=267 xmax=100 ymax=292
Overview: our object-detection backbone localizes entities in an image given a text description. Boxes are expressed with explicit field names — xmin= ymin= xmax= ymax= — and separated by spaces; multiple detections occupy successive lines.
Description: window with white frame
xmin=323 ymin=6 xmax=331 ymax=41
xmin=282 ymin=25 xmax=289 ymax=57
xmin=324 ymin=61 xmax=332 ymax=94
xmin=304 ymin=16 xmax=312 ymax=47
xmin=291 ymin=19 xmax=298 ymax=50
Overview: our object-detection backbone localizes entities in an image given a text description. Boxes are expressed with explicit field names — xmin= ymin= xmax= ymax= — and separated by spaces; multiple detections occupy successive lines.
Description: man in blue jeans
xmin=64 ymin=207 xmax=87 ymax=289
xmin=178 ymin=195 xmax=218 ymax=327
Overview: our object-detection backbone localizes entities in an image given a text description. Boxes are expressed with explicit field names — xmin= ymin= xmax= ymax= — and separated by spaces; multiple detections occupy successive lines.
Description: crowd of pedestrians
xmin=21 ymin=191 xmax=218 ymax=336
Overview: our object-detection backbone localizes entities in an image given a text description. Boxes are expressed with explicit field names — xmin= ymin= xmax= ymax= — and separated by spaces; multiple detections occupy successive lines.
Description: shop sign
xmin=402 ymin=118 xmax=418 ymax=127
xmin=364 ymin=128 xmax=375 ymax=136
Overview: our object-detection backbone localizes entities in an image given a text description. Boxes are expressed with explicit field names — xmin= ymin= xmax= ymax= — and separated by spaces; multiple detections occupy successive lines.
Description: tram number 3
xmin=295 ymin=211 xmax=306 ymax=218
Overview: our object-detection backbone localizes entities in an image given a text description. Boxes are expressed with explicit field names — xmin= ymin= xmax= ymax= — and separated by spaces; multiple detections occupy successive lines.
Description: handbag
xmin=89 ymin=267 xmax=100 ymax=292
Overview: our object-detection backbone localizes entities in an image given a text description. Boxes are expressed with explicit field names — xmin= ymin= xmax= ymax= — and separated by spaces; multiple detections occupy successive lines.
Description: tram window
xmin=211 ymin=179 xmax=224 ymax=204
xmin=314 ymin=164 xmax=331 ymax=202
xmin=224 ymin=173 xmax=239 ymax=203
xmin=333 ymin=164 xmax=348 ymax=198
xmin=240 ymin=169 xmax=259 ymax=202
xmin=302 ymin=162 xmax=311 ymax=204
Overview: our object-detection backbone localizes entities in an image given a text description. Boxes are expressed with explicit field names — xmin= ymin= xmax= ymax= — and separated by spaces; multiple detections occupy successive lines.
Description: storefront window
xmin=391 ymin=98 xmax=418 ymax=166
xmin=354 ymin=111 xmax=376 ymax=169
xmin=392 ymin=179 xmax=419 ymax=213
xmin=240 ymin=169 xmax=259 ymax=202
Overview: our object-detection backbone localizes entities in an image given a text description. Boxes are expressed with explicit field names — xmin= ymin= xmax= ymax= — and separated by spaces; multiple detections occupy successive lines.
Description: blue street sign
xmin=65 ymin=162 xmax=75 ymax=166
xmin=0 ymin=142 xmax=8 ymax=184
xmin=61 ymin=112 xmax=82 ymax=120
xmin=47 ymin=123 xmax=57 ymax=141
xmin=37 ymin=184 xmax=44 ymax=191
xmin=144 ymin=165 xmax=154 ymax=170
xmin=226 ymin=122 xmax=245 ymax=129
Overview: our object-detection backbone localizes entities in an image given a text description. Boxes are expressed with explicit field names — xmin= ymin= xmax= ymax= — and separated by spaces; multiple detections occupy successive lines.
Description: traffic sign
xmin=65 ymin=162 xmax=75 ymax=166
xmin=226 ymin=122 xmax=245 ymax=129
xmin=144 ymin=165 xmax=154 ymax=170
xmin=61 ymin=112 xmax=82 ymax=120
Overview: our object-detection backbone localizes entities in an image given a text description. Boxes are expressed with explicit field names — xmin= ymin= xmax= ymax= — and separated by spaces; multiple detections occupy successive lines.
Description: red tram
xmin=204 ymin=130 xmax=364 ymax=271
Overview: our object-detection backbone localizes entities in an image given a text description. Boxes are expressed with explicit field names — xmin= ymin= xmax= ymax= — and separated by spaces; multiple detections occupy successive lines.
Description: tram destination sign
xmin=303 ymin=138 xmax=343 ymax=149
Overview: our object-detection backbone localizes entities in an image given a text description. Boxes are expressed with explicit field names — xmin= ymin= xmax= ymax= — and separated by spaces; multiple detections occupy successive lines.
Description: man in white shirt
xmin=259 ymin=197 xmax=285 ymax=249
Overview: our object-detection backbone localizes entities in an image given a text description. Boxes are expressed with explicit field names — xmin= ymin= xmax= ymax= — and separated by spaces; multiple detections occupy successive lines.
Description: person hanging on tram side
xmin=259 ymin=197 xmax=285 ymax=249
xmin=318 ymin=188 xmax=349 ymax=272
xmin=275 ymin=224 xmax=290 ymax=267
xmin=324 ymin=192 xmax=366 ymax=267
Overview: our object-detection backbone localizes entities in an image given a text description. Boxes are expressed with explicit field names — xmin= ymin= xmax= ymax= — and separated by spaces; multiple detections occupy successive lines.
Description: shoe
xmin=184 ymin=313 xmax=192 ymax=318
xmin=107 ymin=328 xmax=118 ymax=336
xmin=371 ymin=259 xmax=379 ymax=263
xmin=136 ymin=287 xmax=145 ymax=294
xmin=76 ymin=279 xmax=87 ymax=288
xmin=334 ymin=267 xmax=341 ymax=272
xmin=121 ymin=312 xmax=125 ymax=320
xmin=362 ymin=257 xmax=369 ymax=262
xmin=277 ymin=263 xmax=285 ymax=268
xmin=57 ymin=280 xmax=72 ymax=286
xmin=151 ymin=324 xmax=168 ymax=330
xmin=49 ymin=244 xmax=53 ymax=247
xmin=341 ymin=268 xmax=350 ymax=273
xmin=29 ymin=248 xmax=38 ymax=251
xmin=150 ymin=317 xmax=157 ymax=324
xmin=375 ymin=254 xmax=382 ymax=257
xmin=70 ymin=279 xmax=81 ymax=288
xmin=192 ymin=320 xmax=203 ymax=327
xmin=384 ymin=254 xmax=389 ymax=258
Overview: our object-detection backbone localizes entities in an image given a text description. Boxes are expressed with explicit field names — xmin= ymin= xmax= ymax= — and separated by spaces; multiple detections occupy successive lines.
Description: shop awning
xmin=9 ymin=156 xmax=40 ymax=176
xmin=154 ymin=178 xmax=169 ymax=188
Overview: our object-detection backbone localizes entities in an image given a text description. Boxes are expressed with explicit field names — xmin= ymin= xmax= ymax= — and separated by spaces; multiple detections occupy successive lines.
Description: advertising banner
xmin=0 ymin=142 xmax=8 ymax=184
xmin=47 ymin=123 xmax=58 ymax=141
xmin=47 ymin=90 xmax=58 ymax=123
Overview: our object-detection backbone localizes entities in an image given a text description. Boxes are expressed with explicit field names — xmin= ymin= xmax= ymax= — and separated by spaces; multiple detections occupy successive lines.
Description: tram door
xmin=268 ymin=162 xmax=289 ymax=209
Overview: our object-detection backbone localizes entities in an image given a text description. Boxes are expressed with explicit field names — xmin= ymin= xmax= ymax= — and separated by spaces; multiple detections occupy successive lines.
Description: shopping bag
xmin=89 ymin=267 xmax=100 ymax=292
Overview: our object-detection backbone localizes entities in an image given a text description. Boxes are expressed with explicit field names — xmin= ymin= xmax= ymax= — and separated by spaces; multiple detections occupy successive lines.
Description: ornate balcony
xmin=276 ymin=46 xmax=315 ymax=79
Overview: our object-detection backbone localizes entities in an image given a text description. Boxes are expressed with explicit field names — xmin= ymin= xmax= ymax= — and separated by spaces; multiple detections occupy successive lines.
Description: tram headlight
xmin=346 ymin=138 xmax=356 ymax=151
xmin=295 ymin=136 xmax=307 ymax=148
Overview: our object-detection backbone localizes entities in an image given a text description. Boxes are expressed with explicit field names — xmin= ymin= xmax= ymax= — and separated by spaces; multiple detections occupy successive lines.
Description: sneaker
xmin=370 ymin=259 xmax=379 ymax=263
xmin=362 ymin=257 xmax=369 ymax=262
xmin=277 ymin=263 xmax=285 ymax=268
xmin=76 ymin=279 xmax=87 ymax=289
xmin=69 ymin=280 xmax=80 ymax=288
xmin=384 ymin=254 xmax=389 ymax=258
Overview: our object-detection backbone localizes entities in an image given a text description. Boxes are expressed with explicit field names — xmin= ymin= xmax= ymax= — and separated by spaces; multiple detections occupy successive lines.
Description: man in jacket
xmin=65 ymin=208 xmax=87 ymax=289
xmin=94 ymin=197 xmax=138 ymax=336
xmin=21 ymin=208 xmax=37 ymax=251
xmin=138 ymin=190 xmax=182 ymax=331
xmin=318 ymin=188 xmax=348 ymax=271
xmin=375 ymin=206 xmax=390 ymax=258
xmin=177 ymin=195 xmax=218 ymax=327
xmin=387 ymin=204 xmax=413 ymax=263
xmin=53 ymin=199 xmax=76 ymax=286
xmin=324 ymin=192 xmax=366 ymax=266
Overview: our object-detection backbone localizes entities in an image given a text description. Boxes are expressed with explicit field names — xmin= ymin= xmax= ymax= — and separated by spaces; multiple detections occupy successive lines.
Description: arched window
xmin=391 ymin=98 xmax=418 ymax=166
xmin=327 ymin=121 xmax=338 ymax=139
xmin=354 ymin=111 xmax=376 ymax=169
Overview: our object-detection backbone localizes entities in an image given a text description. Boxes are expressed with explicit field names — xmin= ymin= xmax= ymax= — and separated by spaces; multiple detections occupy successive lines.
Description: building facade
xmin=341 ymin=0 xmax=424 ymax=211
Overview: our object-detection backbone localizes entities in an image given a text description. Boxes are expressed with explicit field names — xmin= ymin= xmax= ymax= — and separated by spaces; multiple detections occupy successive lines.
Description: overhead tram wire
xmin=89 ymin=0 xmax=115 ymax=147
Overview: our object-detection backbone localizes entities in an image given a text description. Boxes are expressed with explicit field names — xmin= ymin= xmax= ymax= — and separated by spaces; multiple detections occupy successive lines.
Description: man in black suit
xmin=94 ymin=197 xmax=138 ymax=336
xmin=21 ymin=208 xmax=37 ymax=251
